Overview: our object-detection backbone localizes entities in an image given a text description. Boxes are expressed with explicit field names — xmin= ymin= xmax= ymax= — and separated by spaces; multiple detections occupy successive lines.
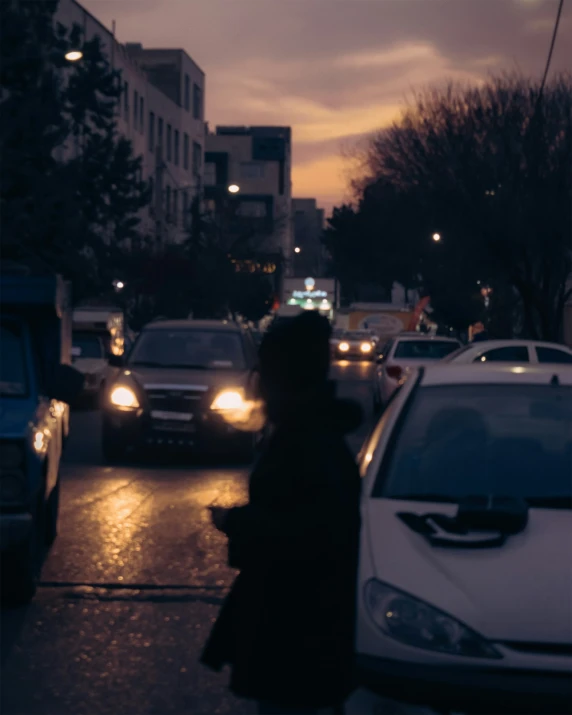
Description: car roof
xmin=394 ymin=334 xmax=460 ymax=343
xmin=456 ymin=339 xmax=572 ymax=351
xmin=143 ymin=319 xmax=243 ymax=333
xmin=417 ymin=363 xmax=572 ymax=387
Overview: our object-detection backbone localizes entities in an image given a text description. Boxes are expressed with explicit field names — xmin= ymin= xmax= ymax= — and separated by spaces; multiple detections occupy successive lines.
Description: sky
xmin=83 ymin=0 xmax=571 ymax=214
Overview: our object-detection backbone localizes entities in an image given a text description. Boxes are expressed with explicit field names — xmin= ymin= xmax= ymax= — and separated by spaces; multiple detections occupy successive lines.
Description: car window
xmin=394 ymin=340 xmax=460 ymax=360
xmin=0 ymin=318 xmax=28 ymax=397
xmin=72 ymin=332 xmax=105 ymax=359
xmin=129 ymin=329 xmax=246 ymax=370
xmin=536 ymin=347 xmax=572 ymax=364
xmin=372 ymin=384 xmax=572 ymax=507
xmin=474 ymin=346 xmax=529 ymax=363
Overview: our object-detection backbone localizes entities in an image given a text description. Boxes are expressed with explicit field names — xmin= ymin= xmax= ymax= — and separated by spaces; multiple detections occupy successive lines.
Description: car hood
xmin=123 ymin=365 xmax=250 ymax=392
xmin=73 ymin=358 xmax=107 ymax=374
xmin=366 ymin=499 xmax=572 ymax=643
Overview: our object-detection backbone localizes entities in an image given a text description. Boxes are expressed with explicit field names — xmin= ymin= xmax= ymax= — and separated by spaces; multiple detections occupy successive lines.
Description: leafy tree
xmin=351 ymin=73 xmax=572 ymax=340
xmin=0 ymin=0 xmax=149 ymax=302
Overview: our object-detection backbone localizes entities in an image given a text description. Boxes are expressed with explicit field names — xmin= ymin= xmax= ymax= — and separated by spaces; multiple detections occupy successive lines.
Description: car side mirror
xmin=108 ymin=353 xmax=125 ymax=368
xmin=48 ymin=364 xmax=84 ymax=404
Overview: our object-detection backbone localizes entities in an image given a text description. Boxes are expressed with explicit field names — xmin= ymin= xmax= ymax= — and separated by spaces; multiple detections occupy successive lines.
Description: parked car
xmin=357 ymin=363 xmax=572 ymax=714
xmin=333 ymin=330 xmax=377 ymax=360
xmin=101 ymin=320 xmax=261 ymax=462
xmin=445 ymin=339 xmax=572 ymax=365
xmin=372 ymin=334 xmax=461 ymax=411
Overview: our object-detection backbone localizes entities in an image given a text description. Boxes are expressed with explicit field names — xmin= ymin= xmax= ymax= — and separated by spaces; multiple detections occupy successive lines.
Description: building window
xmin=149 ymin=112 xmax=155 ymax=152
xmin=165 ymin=185 xmax=171 ymax=220
xmin=204 ymin=162 xmax=216 ymax=186
xmin=183 ymin=190 xmax=189 ymax=229
xmin=192 ymin=141 xmax=202 ymax=176
xmin=239 ymin=162 xmax=265 ymax=179
xmin=139 ymin=97 xmax=144 ymax=134
xmin=158 ymin=117 xmax=163 ymax=146
xmin=192 ymin=83 xmax=202 ymax=120
xmin=174 ymin=130 xmax=180 ymax=166
xmin=124 ymin=81 xmax=129 ymax=121
xmin=166 ymin=124 xmax=172 ymax=162
xmin=183 ymin=133 xmax=189 ymax=170
xmin=236 ymin=201 xmax=267 ymax=218
xmin=184 ymin=74 xmax=190 ymax=111
xmin=134 ymin=90 xmax=138 ymax=129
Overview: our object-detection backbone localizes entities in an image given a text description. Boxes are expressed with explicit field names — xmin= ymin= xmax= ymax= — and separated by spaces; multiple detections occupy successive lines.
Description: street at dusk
xmin=1 ymin=363 xmax=384 ymax=715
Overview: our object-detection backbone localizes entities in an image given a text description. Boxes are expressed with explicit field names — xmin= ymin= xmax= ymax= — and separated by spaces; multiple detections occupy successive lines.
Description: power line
xmin=538 ymin=0 xmax=565 ymax=99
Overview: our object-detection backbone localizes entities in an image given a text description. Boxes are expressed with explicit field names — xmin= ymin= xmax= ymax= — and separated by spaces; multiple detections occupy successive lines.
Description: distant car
xmin=333 ymin=330 xmax=377 ymax=360
xmin=101 ymin=320 xmax=260 ymax=462
xmin=357 ymin=363 xmax=572 ymax=715
xmin=373 ymin=335 xmax=461 ymax=411
xmin=445 ymin=339 xmax=572 ymax=365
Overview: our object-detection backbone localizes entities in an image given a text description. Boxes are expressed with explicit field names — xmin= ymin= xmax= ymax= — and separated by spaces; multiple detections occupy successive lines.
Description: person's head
xmin=258 ymin=311 xmax=332 ymax=408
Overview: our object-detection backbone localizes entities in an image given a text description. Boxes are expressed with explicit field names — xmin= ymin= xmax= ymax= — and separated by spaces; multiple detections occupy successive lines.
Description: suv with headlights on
xmin=102 ymin=320 xmax=261 ymax=462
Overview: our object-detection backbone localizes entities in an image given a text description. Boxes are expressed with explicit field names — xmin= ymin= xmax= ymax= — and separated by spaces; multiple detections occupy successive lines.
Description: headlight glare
xmin=110 ymin=386 xmax=140 ymax=409
xmin=338 ymin=342 xmax=350 ymax=352
xmin=211 ymin=389 xmax=245 ymax=411
xmin=364 ymin=580 xmax=501 ymax=659
xmin=360 ymin=342 xmax=372 ymax=353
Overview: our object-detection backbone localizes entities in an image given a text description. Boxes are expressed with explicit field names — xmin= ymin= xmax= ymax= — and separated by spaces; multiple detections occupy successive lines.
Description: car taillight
xmin=386 ymin=365 xmax=402 ymax=379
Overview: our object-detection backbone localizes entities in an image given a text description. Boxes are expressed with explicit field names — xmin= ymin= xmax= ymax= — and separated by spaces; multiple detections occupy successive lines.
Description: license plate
xmin=152 ymin=421 xmax=196 ymax=433
xmin=150 ymin=410 xmax=192 ymax=422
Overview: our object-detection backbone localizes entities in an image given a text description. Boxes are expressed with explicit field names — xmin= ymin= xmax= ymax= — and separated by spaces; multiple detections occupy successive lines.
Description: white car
xmin=373 ymin=335 xmax=461 ymax=411
xmin=445 ymin=339 xmax=572 ymax=366
xmin=357 ymin=364 xmax=572 ymax=714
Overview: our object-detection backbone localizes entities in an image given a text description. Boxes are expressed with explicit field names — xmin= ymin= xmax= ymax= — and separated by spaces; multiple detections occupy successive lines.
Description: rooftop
xmin=418 ymin=363 xmax=572 ymax=387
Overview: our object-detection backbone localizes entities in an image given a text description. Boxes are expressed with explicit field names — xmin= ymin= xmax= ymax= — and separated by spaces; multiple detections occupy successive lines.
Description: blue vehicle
xmin=0 ymin=266 xmax=83 ymax=604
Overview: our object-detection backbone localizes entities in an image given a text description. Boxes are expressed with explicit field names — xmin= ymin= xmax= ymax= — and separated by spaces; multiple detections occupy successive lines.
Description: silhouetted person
xmin=201 ymin=312 xmax=362 ymax=714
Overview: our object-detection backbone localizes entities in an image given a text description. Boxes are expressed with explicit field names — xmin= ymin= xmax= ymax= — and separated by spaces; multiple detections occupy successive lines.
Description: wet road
xmin=1 ymin=361 xmax=383 ymax=715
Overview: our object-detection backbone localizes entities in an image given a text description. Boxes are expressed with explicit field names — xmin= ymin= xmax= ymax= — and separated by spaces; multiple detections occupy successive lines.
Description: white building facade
xmin=54 ymin=0 xmax=205 ymax=244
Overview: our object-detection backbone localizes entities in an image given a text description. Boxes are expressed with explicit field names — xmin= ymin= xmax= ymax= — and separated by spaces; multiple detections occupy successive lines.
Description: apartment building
xmin=292 ymin=198 xmax=325 ymax=278
xmin=204 ymin=126 xmax=294 ymax=276
xmin=54 ymin=0 xmax=205 ymax=244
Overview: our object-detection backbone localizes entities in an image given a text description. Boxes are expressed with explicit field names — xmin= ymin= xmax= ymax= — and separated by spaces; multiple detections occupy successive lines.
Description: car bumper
xmin=335 ymin=349 xmax=374 ymax=360
xmin=0 ymin=512 xmax=33 ymax=550
xmin=356 ymin=654 xmax=572 ymax=714
xmin=103 ymin=409 xmax=249 ymax=451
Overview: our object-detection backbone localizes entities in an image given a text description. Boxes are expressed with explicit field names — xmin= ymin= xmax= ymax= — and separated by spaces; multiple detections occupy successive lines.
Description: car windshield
xmin=129 ymin=329 xmax=246 ymax=370
xmin=0 ymin=318 xmax=28 ymax=397
xmin=346 ymin=331 xmax=372 ymax=341
xmin=72 ymin=332 xmax=105 ymax=359
xmin=394 ymin=340 xmax=460 ymax=360
xmin=373 ymin=385 xmax=572 ymax=507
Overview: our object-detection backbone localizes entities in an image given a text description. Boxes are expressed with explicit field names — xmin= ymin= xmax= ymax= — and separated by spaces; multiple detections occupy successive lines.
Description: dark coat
xmin=201 ymin=392 xmax=362 ymax=709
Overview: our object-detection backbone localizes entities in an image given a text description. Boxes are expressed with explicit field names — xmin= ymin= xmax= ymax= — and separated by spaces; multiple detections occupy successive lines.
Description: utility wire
xmin=538 ymin=0 xmax=565 ymax=101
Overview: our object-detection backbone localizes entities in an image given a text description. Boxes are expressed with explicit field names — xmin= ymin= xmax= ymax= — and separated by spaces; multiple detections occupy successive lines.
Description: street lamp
xmin=228 ymin=184 xmax=240 ymax=194
xmin=113 ymin=279 xmax=125 ymax=291
xmin=432 ymin=233 xmax=441 ymax=242
xmin=294 ymin=247 xmax=301 ymax=254
xmin=65 ymin=50 xmax=83 ymax=62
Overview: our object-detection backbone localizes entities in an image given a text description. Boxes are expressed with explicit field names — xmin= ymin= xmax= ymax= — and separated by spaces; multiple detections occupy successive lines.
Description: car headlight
xmin=360 ymin=342 xmax=372 ymax=353
xmin=110 ymin=385 xmax=140 ymax=409
xmin=338 ymin=341 xmax=350 ymax=352
xmin=364 ymin=580 xmax=501 ymax=659
xmin=211 ymin=389 xmax=246 ymax=411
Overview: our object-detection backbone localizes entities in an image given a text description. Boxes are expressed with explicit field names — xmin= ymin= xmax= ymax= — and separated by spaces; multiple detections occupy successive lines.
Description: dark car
xmin=101 ymin=320 xmax=260 ymax=462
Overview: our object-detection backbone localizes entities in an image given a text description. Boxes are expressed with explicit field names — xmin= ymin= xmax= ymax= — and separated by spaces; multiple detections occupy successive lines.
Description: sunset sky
xmin=83 ymin=0 xmax=571 ymax=213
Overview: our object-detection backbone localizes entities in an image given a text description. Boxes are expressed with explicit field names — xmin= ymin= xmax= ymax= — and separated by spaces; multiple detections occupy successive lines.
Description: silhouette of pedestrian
xmin=202 ymin=312 xmax=362 ymax=714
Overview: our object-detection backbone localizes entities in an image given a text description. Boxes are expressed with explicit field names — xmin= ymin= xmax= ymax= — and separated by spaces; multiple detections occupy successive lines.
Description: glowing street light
xmin=113 ymin=280 xmax=125 ymax=291
xmin=294 ymin=247 xmax=301 ymax=254
xmin=228 ymin=184 xmax=240 ymax=194
xmin=65 ymin=50 xmax=83 ymax=62
xmin=432 ymin=232 xmax=441 ymax=242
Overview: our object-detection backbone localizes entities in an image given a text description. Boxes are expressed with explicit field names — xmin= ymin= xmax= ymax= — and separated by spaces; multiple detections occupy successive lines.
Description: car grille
xmin=145 ymin=387 xmax=206 ymax=414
